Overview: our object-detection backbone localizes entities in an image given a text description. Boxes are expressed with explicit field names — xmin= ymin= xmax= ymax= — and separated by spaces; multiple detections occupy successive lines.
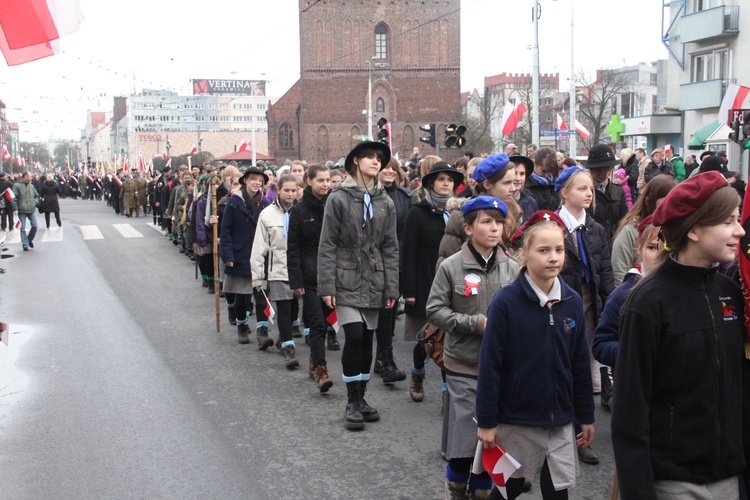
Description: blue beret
xmin=472 ymin=154 xmax=511 ymax=182
xmin=554 ymin=165 xmax=587 ymax=192
xmin=461 ymin=196 xmax=508 ymax=218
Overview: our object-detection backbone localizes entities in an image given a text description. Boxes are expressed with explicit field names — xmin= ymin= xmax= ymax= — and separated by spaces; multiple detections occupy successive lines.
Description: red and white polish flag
xmin=261 ymin=289 xmax=276 ymax=325
xmin=1 ymin=144 xmax=10 ymax=160
xmin=480 ymin=444 xmax=521 ymax=499
xmin=190 ymin=145 xmax=198 ymax=155
xmin=719 ymin=84 xmax=750 ymax=125
xmin=574 ymin=120 xmax=590 ymax=141
xmin=325 ymin=310 xmax=340 ymax=333
xmin=238 ymin=140 xmax=250 ymax=152
xmin=3 ymin=188 xmax=15 ymax=200
xmin=499 ymin=96 xmax=527 ymax=136
xmin=556 ymin=113 xmax=568 ymax=130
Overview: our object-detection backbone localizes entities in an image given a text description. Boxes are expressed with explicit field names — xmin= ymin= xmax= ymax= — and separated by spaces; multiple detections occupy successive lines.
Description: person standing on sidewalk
xmin=318 ymin=141 xmax=399 ymax=430
xmin=12 ymin=171 xmax=39 ymax=251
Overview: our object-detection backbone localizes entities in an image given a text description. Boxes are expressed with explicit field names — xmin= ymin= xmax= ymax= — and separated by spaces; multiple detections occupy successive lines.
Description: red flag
xmin=481 ymin=445 xmax=521 ymax=499
xmin=238 ymin=140 xmax=250 ymax=152
xmin=190 ymin=145 xmax=198 ymax=155
xmin=138 ymin=154 xmax=146 ymax=172
xmin=738 ymin=180 xmax=750 ymax=358
xmin=113 ymin=175 xmax=122 ymax=187
xmin=556 ymin=113 xmax=568 ymax=130
xmin=3 ymin=187 xmax=15 ymax=201
xmin=719 ymin=84 xmax=750 ymax=125
xmin=260 ymin=289 xmax=276 ymax=324
xmin=499 ymin=97 xmax=527 ymax=136
xmin=1 ymin=144 xmax=10 ymax=160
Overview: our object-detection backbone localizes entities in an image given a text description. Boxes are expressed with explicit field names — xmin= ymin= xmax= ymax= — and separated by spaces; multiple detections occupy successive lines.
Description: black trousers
xmin=303 ymin=287 xmax=333 ymax=366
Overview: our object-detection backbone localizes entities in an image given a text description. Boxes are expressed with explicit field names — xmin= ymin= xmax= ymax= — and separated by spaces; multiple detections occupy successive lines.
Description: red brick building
xmin=268 ymin=0 xmax=462 ymax=164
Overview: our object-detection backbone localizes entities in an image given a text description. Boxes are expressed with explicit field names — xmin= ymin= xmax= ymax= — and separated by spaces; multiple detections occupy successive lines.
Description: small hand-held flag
xmin=260 ymin=289 xmax=276 ymax=325
xmin=3 ymin=187 xmax=15 ymax=201
xmin=478 ymin=443 xmax=522 ymax=499
xmin=325 ymin=310 xmax=340 ymax=333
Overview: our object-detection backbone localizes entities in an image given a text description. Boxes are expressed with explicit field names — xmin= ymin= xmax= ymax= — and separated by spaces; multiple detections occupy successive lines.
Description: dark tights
xmin=488 ymin=460 xmax=567 ymax=500
xmin=341 ymin=322 xmax=374 ymax=378
xmin=375 ymin=305 xmax=396 ymax=352
xmin=44 ymin=211 xmax=61 ymax=228
xmin=275 ymin=299 xmax=293 ymax=343
xmin=198 ymin=253 xmax=215 ymax=279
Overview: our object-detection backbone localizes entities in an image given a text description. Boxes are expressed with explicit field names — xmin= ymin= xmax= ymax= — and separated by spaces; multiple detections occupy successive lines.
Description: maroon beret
xmin=511 ymin=210 xmax=567 ymax=249
xmin=637 ymin=214 xmax=655 ymax=237
xmin=651 ymin=171 xmax=730 ymax=227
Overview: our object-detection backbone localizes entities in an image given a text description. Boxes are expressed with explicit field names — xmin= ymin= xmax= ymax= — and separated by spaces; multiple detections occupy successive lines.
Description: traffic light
xmin=377 ymin=117 xmax=389 ymax=145
xmin=444 ymin=124 xmax=468 ymax=148
xmin=419 ymin=123 xmax=436 ymax=148
xmin=729 ymin=120 xmax=741 ymax=144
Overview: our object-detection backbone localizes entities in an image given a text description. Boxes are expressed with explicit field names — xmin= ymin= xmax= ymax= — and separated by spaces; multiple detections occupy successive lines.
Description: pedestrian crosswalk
xmin=2 ymin=223 xmax=167 ymax=244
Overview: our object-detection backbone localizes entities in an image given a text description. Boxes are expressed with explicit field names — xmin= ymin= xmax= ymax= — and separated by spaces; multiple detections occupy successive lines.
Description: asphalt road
xmin=0 ymin=198 xmax=617 ymax=499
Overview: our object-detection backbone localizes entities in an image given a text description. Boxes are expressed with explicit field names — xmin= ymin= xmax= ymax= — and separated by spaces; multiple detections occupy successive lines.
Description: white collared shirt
xmin=525 ymin=272 xmax=562 ymax=308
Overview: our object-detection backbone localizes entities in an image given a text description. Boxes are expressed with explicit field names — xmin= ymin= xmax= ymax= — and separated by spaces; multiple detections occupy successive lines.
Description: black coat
xmin=220 ymin=191 xmax=268 ymax=278
xmin=40 ymin=180 xmax=62 ymax=213
xmin=382 ymin=183 xmax=413 ymax=269
xmin=402 ymin=200 xmax=447 ymax=317
xmin=623 ymin=156 xmax=640 ymax=200
xmin=525 ymin=175 xmax=559 ymax=211
xmin=558 ymin=214 xmax=613 ymax=320
xmin=588 ymin=181 xmax=628 ymax=243
xmin=287 ymin=186 xmax=327 ymax=290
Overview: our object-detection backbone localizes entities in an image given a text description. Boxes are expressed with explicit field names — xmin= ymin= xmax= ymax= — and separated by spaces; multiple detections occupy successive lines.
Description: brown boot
xmin=283 ymin=344 xmax=299 ymax=369
xmin=315 ymin=364 xmax=333 ymax=393
xmin=308 ymin=356 xmax=315 ymax=380
xmin=409 ymin=370 xmax=425 ymax=402
xmin=445 ymin=480 xmax=468 ymax=500
xmin=237 ymin=324 xmax=250 ymax=344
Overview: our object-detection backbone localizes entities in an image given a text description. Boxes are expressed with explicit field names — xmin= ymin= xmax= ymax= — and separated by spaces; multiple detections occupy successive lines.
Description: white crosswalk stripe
xmin=40 ymin=227 xmax=64 ymax=242
xmin=113 ymin=224 xmax=144 ymax=238
xmin=4 ymin=230 xmax=21 ymax=245
xmin=80 ymin=225 xmax=104 ymax=240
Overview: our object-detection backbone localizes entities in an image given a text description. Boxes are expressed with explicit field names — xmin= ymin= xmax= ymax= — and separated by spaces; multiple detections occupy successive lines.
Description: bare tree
xmin=463 ymin=91 xmax=501 ymax=154
xmin=575 ymin=68 xmax=632 ymax=145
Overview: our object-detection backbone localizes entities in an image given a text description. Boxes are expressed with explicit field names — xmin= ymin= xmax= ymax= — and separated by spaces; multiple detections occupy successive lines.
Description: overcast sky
xmin=1 ymin=0 xmax=666 ymax=142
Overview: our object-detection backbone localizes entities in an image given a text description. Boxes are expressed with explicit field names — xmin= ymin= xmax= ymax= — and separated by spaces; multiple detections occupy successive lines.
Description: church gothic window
xmin=375 ymin=23 xmax=388 ymax=60
xmin=279 ymin=122 xmax=294 ymax=149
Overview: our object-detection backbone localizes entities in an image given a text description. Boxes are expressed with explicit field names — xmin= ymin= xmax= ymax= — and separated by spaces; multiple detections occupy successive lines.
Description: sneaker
xmin=283 ymin=345 xmax=299 ymax=369
xmin=578 ymin=446 xmax=599 ymax=465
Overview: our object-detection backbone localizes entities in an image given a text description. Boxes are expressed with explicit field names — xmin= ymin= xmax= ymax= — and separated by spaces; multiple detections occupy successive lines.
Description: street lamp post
xmin=367 ymin=60 xmax=373 ymax=141
xmin=532 ymin=1 xmax=541 ymax=148
xmin=568 ymin=0 xmax=577 ymax=157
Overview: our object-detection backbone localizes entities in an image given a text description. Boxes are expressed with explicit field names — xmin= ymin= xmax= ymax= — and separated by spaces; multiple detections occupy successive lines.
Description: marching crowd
xmin=4 ymin=141 xmax=750 ymax=499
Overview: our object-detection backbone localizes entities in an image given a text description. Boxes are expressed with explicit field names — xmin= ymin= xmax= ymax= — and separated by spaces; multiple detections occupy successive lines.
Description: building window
xmin=279 ymin=122 xmax=294 ymax=149
xmin=691 ymin=0 xmax=720 ymax=13
xmin=257 ymin=103 xmax=266 ymax=110
xmin=691 ymin=49 xmax=727 ymax=82
xmin=621 ymin=92 xmax=634 ymax=118
xmin=376 ymin=97 xmax=385 ymax=113
xmin=375 ymin=23 xmax=388 ymax=59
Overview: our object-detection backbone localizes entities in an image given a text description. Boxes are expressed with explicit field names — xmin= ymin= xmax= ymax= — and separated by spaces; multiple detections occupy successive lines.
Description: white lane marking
xmin=80 ymin=225 xmax=104 ymax=240
xmin=41 ymin=227 xmax=64 ymax=242
xmin=113 ymin=224 xmax=144 ymax=238
xmin=4 ymin=230 xmax=21 ymax=244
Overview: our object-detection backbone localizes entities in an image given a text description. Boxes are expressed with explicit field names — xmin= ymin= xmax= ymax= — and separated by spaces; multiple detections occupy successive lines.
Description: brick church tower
xmin=267 ymin=0 xmax=461 ymax=164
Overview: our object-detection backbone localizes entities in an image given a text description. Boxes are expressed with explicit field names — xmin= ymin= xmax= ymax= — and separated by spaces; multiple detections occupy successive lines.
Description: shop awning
xmin=688 ymin=119 xmax=721 ymax=150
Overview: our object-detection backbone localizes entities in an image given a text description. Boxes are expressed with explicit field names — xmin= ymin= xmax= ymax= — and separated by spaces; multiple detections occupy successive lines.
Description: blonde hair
xmin=559 ymin=169 xmax=594 ymax=209
xmin=620 ymin=148 xmax=634 ymax=165
xmin=518 ymin=221 xmax=567 ymax=265
xmin=419 ymin=155 xmax=441 ymax=179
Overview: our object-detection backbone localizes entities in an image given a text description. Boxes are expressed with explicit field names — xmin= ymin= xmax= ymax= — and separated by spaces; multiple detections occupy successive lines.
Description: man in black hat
xmin=585 ymin=144 xmax=628 ymax=243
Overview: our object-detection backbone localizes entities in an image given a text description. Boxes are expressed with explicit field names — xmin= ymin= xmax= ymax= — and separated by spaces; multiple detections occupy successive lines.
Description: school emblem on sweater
xmin=563 ymin=318 xmax=576 ymax=333
xmin=721 ymin=297 xmax=738 ymax=321
xmin=463 ymin=274 xmax=481 ymax=296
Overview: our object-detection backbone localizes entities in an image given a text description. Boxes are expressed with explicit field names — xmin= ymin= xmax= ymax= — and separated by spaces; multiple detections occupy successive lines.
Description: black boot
xmin=237 ymin=324 xmax=250 ymax=344
xmin=600 ymin=366 xmax=613 ymax=410
xmin=227 ymin=305 xmax=237 ymax=326
xmin=202 ymin=278 xmax=209 ymax=288
xmin=357 ymin=380 xmax=379 ymax=422
xmin=327 ymin=328 xmax=341 ymax=350
xmin=207 ymin=280 xmax=215 ymax=294
xmin=380 ymin=349 xmax=406 ymax=384
xmin=373 ymin=349 xmax=385 ymax=376
xmin=345 ymin=382 xmax=365 ymax=430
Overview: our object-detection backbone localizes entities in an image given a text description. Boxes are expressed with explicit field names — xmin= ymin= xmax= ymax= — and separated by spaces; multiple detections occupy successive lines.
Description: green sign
xmin=606 ymin=114 xmax=625 ymax=143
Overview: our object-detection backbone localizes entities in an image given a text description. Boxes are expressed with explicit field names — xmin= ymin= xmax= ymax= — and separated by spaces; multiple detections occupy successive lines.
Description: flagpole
xmin=212 ymin=175 xmax=220 ymax=333
xmin=568 ymin=0 xmax=577 ymax=157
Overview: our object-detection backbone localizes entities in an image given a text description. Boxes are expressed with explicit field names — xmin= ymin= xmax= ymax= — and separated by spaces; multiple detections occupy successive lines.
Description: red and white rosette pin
xmin=464 ymin=273 xmax=481 ymax=297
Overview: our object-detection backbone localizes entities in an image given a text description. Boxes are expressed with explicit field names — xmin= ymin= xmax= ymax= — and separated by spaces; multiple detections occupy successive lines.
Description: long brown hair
xmin=613 ymin=175 xmax=675 ymax=240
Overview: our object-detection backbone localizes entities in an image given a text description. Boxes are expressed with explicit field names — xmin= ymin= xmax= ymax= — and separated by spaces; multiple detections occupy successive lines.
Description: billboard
xmin=192 ymin=79 xmax=266 ymax=96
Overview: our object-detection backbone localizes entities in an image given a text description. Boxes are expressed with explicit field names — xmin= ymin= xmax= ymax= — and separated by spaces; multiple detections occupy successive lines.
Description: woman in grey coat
xmin=318 ymin=141 xmax=400 ymax=430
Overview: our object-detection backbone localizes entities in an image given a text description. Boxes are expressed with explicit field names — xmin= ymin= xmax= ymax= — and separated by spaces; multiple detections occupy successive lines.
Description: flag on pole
xmin=260 ymin=289 xmax=276 ymax=324
xmin=190 ymin=145 xmax=198 ymax=155
xmin=556 ymin=113 xmax=568 ymax=130
xmin=325 ymin=310 xmax=340 ymax=333
xmin=238 ymin=140 xmax=250 ymax=152
xmin=574 ymin=120 xmax=590 ymax=141
xmin=1 ymin=144 xmax=10 ymax=160
xmin=138 ymin=153 xmax=146 ymax=172
xmin=499 ymin=96 xmax=527 ymax=136
xmin=719 ymin=84 xmax=750 ymax=126
xmin=15 ymin=155 xmax=24 ymax=167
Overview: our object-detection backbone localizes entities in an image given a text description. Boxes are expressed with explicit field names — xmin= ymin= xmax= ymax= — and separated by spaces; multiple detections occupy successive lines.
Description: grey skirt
xmin=336 ymin=305 xmax=379 ymax=330
xmin=223 ymin=273 xmax=254 ymax=294
xmin=444 ymin=373 xmax=478 ymax=460
xmin=268 ymin=280 xmax=294 ymax=302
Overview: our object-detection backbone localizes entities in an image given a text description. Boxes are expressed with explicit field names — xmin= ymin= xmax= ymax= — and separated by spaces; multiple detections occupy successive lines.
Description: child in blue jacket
xmin=476 ymin=211 xmax=595 ymax=500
